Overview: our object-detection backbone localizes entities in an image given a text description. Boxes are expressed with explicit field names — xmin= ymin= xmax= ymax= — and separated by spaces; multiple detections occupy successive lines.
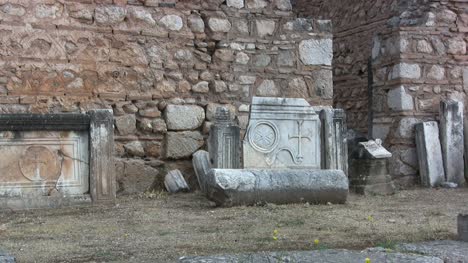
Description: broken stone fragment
xmin=164 ymin=169 xmax=190 ymax=193
xmin=192 ymin=150 xmax=212 ymax=194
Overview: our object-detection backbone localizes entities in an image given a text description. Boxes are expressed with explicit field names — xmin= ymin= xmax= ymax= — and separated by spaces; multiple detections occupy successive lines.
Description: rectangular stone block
xmin=415 ymin=122 xmax=445 ymax=187
xmin=440 ymin=100 xmax=465 ymax=186
xmin=243 ymin=97 xmax=321 ymax=169
xmin=89 ymin=109 xmax=116 ymax=204
xmin=320 ymin=109 xmax=348 ymax=174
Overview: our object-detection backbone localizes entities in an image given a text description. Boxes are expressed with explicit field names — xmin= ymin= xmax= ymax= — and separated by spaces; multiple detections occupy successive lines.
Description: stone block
xmin=458 ymin=214 xmax=468 ymax=242
xmin=115 ymin=114 xmax=136 ymax=136
xmin=89 ymin=109 xmax=116 ymax=203
xmin=164 ymin=170 xmax=190 ymax=193
xmin=227 ymin=0 xmax=244 ymax=8
xmin=116 ymin=159 xmax=159 ymax=194
xmin=165 ymin=131 xmax=204 ymax=159
xmin=206 ymin=169 xmax=348 ymax=206
xmin=255 ymin=20 xmax=276 ymax=37
xmin=192 ymin=150 xmax=212 ymax=194
xmin=208 ymin=18 xmax=232 ymax=32
xmin=164 ymin=105 xmax=205 ymax=131
xmin=387 ymin=86 xmax=414 ymax=111
xmin=391 ymin=63 xmax=421 ymax=80
xmin=243 ymin=97 xmax=321 ymax=169
xmin=256 ymin=80 xmax=279 ymax=97
xmin=415 ymin=122 xmax=445 ymax=187
xmin=159 ymin=15 xmax=183 ymax=31
xmin=299 ymin=38 xmax=332 ymax=66
xmin=440 ymin=100 xmax=465 ymax=186
xmin=320 ymin=109 xmax=348 ymax=175
xmin=349 ymin=159 xmax=395 ymax=196
xmin=208 ymin=107 xmax=241 ymax=169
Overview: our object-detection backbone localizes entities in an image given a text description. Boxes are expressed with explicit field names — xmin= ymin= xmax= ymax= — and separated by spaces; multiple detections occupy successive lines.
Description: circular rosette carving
xmin=248 ymin=121 xmax=279 ymax=153
xmin=19 ymin=146 xmax=60 ymax=182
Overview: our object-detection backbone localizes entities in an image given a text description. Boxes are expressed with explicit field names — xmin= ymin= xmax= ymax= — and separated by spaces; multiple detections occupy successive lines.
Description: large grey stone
xmin=349 ymin=159 xmax=396 ymax=196
xmin=397 ymin=240 xmax=468 ymax=262
xmin=208 ymin=107 xmax=241 ymax=169
xmin=299 ymin=38 xmax=333 ymax=66
xmin=415 ymin=122 xmax=445 ymax=187
xmin=95 ymin=6 xmax=126 ymax=25
xmin=159 ymin=15 xmax=183 ymax=31
xmin=164 ymin=170 xmax=190 ymax=193
xmin=188 ymin=14 xmax=204 ymax=33
xmin=192 ymin=150 xmax=212 ymax=194
xmin=164 ymin=105 xmax=205 ymax=131
xmin=256 ymin=80 xmax=279 ymax=97
xmin=255 ymin=20 xmax=276 ymax=37
xmin=387 ymin=86 xmax=414 ymax=111
xmin=465 ymin=118 xmax=468 ymax=183
xmin=227 ymin=0 xmax=244 ymax=8
xmin=165 ymin=131 xmax=204 ymax=159
xmin=463 ymin=67 xmax=468 ymax=90
xmin=243 ymin=97 xmax=321 ymax=169
xmin=115 ymin=159 xmax=159 ymax=194
xmin=391 ymin=63 xmax=421 ymax=79
xmin=115 ymin=114 xmax=136 ymax=135
xmin=206 ymin=169 xmax=348 ymax=206
xmin=440 ymin=100 xmax=465 ymax=186
xmin=208 ymin=18 xmax=231 ymax=32
xmin=180 ymin=249 xmax=442 ymax=263
xmin=398 ymin=117 xmax=422 ymax=139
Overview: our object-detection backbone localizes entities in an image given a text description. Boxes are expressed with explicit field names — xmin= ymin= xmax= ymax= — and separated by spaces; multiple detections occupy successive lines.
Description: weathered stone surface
xmin=227 ymin=0 xmax=244 ymax=8
xmin=0 ymin=250 xmax=16 ymax=263
xmin=391 ymin=63 xmax=421 ymax=79
xmin=159 ymin=15 xmax=183 ymax=31
xmin=124 ymin=141 xmax=145 ymax=157
xmin=246 ymin=0 xmax=268 ymax=9
xmin=254 ymin=54 xmax=271 ymax=67
xmin=309 ymin=69 xmax=333 ymax=99
xmin=427 ymin=65 xmax=445 ymax=80
xmin=275 ymin=0 xmax=292 ymax=11
xmin=398 ymin=117 xmax=422 ymax=139
xmin=415 ymin=122 xmax=445 ymax=187
xmin=206 ymin=169 xmax=348 ymax=206
xmin=320 ymin=109 xmax=348 ymax=174
xmin=277 ymin=51 xmax=295 ymax=67
xmin=256 ymin=20 xmax=276 ymax=37
xmin=188 ymin=14 xmax=205 ymax=33
xmin=243 ymin=97 xmax=321 ymax=169
xmin=192 ymin=81 xmax=210 ymax=93
xmin=447 ymin=38 xmax=466 ymax=55
xmin=164 ymin=169 xmax=190 ymax=193
xmin=205 ymin=103 xmax=235 ymax=121
xmin=95 ymin=6 xmax=126 ymax=25
xmin=115 ymin=115 xmax=137 ymax=136
xmin=440 ymin=100 xmax=465 ymax=186
xmin=459 ymin=214 xmax=468 ymax=242
xmin=164 ymin=105 xmax=205 ymax=131
xmin=397 ymin=241 xmax=468 ymax=262
xmin=1 ymin=3 xmax=26 ymax=16
xmin=387 ymin=86 xmax=414 ymax=111
xmin=192 ymin=150 xmax=212 ymax=194
xmin=286 ymin=77 xmax=308 ymax=98
xmin=208 ymin=107 xmax=241 ymax=169
xmin=208 ymin=18 xmax=232 ymax=32
xmin=179 ymin=249 xmax=443 ymax=263
xmin=355 ymin=139 xmax=392 ymax=159
xmin=165 ymin=131 xmax=204 ymax=159
xmin=349 ymin=159 xmax=396 ymax=196
xmin=235 ymin=52 xmax=250 ymax=64
xmin=299 ymin=39 xmax=333 ymax=66
xmin=256 ymin=80 xmax=279 ymax=97
xmin=116 ymin=159 xmax=159 ymax=194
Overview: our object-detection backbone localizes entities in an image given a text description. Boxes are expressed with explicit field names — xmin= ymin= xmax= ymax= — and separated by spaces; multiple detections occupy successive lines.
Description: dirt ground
xmin=0 ymin=188 xmax=467 ymax=263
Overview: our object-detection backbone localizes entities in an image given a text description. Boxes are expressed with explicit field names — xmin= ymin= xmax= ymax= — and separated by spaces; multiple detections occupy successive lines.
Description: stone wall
xmin=0 ymin=0 xmax=333 ymax=193
xmin=297 ymin=0 xmax=468 ymax=187
xmin=294 ymin=0 xmax=400 ymax=134
xmin=372 ymin=0 xmax=468 ymax=186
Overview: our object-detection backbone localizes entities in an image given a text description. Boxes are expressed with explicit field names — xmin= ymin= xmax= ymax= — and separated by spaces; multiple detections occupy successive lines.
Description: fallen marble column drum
xmin=206 ymin=169 xmax=348 ymax=206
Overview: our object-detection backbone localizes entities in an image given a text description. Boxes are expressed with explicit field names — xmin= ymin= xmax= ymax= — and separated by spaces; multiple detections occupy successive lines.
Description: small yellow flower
xmin=365 ymin=257 xmax=371 ymax=263
xmin=367 ymin=215 xmax=374 ymax=222
xmin=273 ymin=229 xmax=279 ymax=235
xmin=273 ymin=236 xmax=278 ymax=241
xmin=314 ymin=239 xmax=320 ymax=245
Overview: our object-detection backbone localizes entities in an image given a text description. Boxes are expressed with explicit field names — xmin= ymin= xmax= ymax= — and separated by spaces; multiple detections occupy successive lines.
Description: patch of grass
xmin=375 ymin=240 xmax=397 ymax=250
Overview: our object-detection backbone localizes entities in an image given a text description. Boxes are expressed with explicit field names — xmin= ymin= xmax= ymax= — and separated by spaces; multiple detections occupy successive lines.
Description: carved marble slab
xmin=0 ymin=131 xmax=89 ymax=197
xmin=243 ymin=97 xmax=321 ymax=169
